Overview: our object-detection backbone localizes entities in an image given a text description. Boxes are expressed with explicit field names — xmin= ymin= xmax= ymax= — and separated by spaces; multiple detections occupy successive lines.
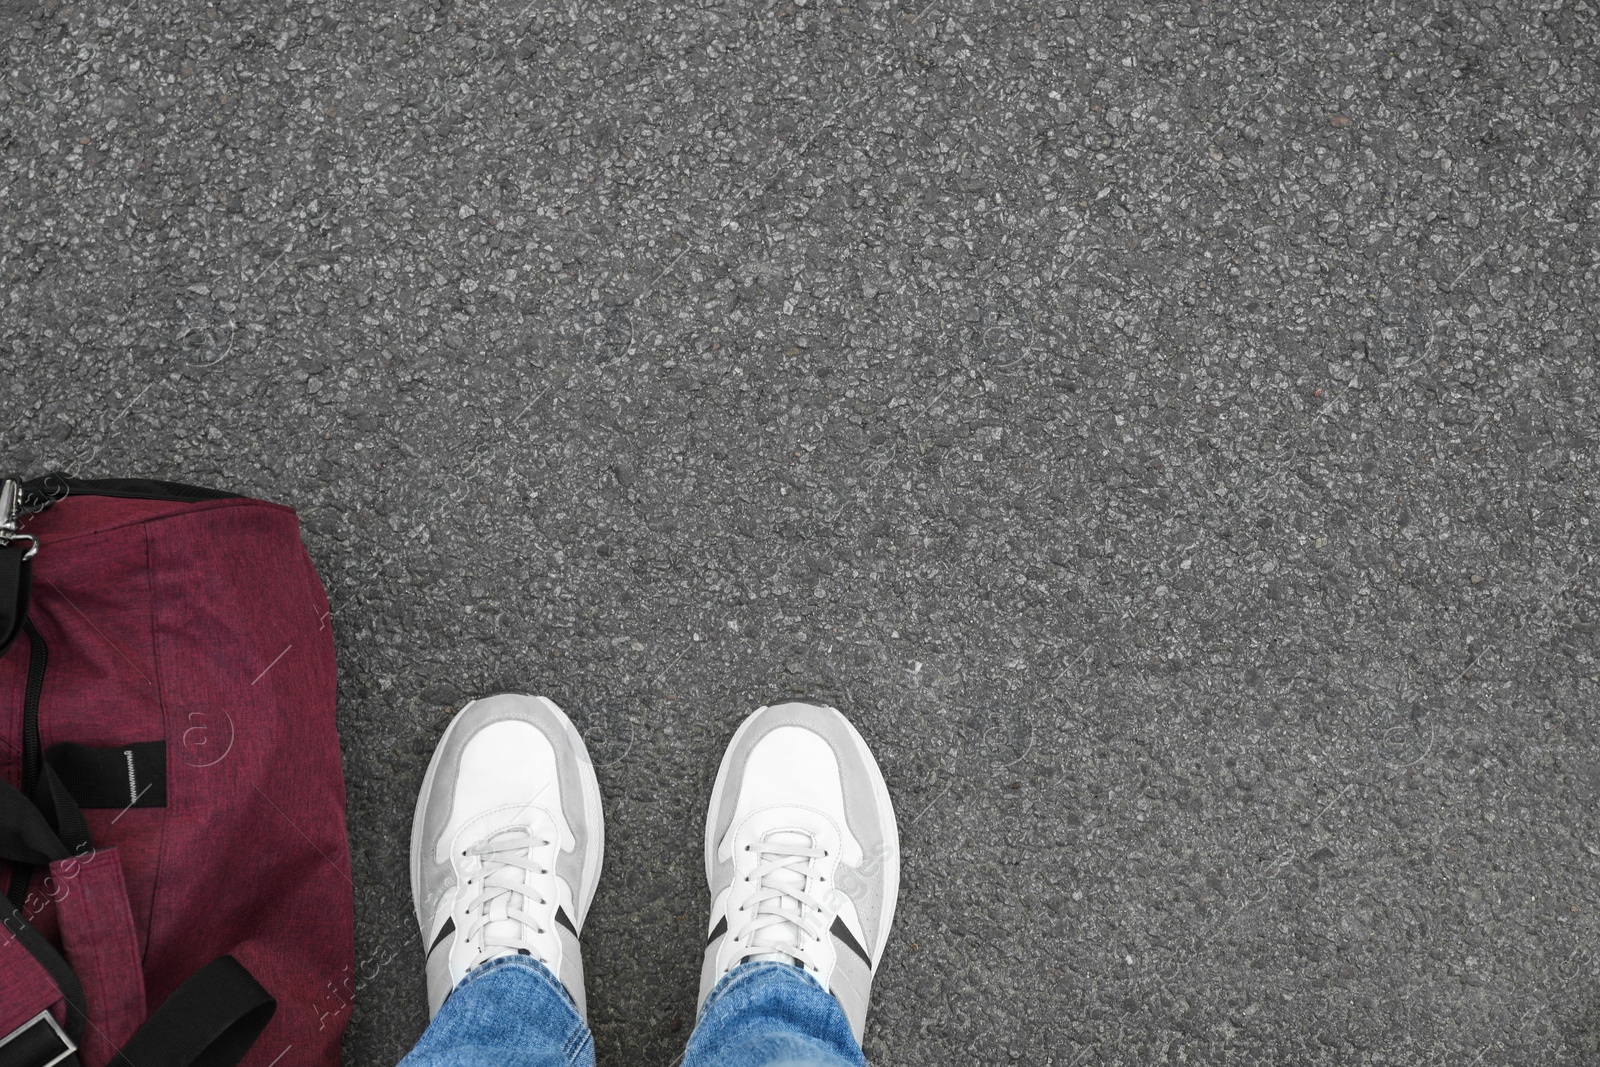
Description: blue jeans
xmin=398 ymin=957 xmax=864 ymax=1067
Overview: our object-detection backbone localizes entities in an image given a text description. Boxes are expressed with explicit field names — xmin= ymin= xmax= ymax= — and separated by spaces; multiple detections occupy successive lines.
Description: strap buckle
xmin=0 ymin=480 xmax=39 ymax=561
xmin=0 ymin=1010 xmax=76 ymax=1067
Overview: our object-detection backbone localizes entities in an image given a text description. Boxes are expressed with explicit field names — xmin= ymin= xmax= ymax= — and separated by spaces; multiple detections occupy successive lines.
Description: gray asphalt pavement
xmin=3 ymin=0 xmax=1598 ymax=1063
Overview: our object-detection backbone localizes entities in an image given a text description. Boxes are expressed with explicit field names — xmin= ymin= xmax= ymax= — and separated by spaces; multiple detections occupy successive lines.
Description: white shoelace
xmin=731 ymin=832 xmax=833 ymax=973
xmin=461 ymin=827 xmax=552 ymax=971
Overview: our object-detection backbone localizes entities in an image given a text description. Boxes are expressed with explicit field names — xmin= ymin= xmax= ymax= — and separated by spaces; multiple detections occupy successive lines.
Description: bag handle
xmin=1 ymin=785 xmax=278 ymax=1067
xmin=0 ymin=777 xmax=91 ymax=1055
xmin=0 ymin=845 xmax=149 ymax=1065
xmin=0 ymin=781 xmax=276 ymax=1067
xmin=54 ymin=849 xmax=147 ymax=1064
xmin=107 ymin=958 xmax=276 ymax=1067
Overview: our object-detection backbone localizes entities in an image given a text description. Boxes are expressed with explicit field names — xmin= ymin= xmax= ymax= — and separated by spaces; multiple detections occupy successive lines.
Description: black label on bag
xmin=46 ymin=741 xmax=168 ymax=809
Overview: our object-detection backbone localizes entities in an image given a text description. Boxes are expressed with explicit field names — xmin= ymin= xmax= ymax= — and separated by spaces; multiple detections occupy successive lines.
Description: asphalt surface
xmin=3 ymin=0 xmax=1599 ymax=1063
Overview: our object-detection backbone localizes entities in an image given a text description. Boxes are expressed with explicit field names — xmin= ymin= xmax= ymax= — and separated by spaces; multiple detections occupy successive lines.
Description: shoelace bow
xmin=462 ymin=827 xmax=553 ymax=970
xmin=732 ymin=837 xmax=833 ymax=971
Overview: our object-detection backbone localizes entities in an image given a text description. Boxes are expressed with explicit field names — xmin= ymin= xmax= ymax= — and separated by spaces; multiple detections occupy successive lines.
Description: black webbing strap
xmin=0 ymin=779 xmax=73 ymax=870
xmin=30 ymin=766 xmax=92 ymax=861
xmin=107 ymin=957 xmax=276 ymax=1067
xmin=0 ymin=817 xmax=89 ymax=1060
xmin=10 ymin=622 xmax=69 ymax=910
xmin=0 ymin=1011 xmax=75 ymax=1067
xmin=19 ymin=621 xmax=47 ymax=799
xmin=0 ymin=547 xmax=29 ymax=658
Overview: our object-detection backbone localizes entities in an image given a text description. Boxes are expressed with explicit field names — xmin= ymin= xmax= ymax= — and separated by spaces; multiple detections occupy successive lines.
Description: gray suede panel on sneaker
xmin=707 ymin=702 xmax=895 ymax=960
xmin=414 ymin=693 xmax=597 ymax=930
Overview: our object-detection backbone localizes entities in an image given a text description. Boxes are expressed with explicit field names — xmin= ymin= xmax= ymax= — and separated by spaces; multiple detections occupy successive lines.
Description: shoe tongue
xmin=747 ymin=829 xmax=812 ymax=964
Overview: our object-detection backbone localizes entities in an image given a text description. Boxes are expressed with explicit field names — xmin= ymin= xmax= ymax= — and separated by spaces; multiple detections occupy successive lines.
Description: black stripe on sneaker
xmin=830 ymin=916 xmax=872 ymax=967
xmin=555 ymin=905 xmax=578 ymax=937
xmin=706 ymin=915 xmax=727 ymax=946
xmin=428 ymin=917 xmax=455 ymax=955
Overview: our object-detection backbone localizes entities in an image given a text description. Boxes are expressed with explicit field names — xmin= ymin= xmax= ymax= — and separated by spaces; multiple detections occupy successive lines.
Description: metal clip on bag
xmin=0 ymin=475 xmax=353 ymax=1067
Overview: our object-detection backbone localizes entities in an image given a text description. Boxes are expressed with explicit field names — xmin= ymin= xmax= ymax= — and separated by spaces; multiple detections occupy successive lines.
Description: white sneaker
xmin=410 ymin=694 xmax=604 ymax=1018
xmin=698 ymin=702 xmax=900 ymax=1043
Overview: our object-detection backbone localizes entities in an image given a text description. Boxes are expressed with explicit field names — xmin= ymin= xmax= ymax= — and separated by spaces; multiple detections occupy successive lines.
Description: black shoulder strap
xmin=0 ymin=545 xmax=30 ymax=660
xmin=9 ymin=622 xmax=80 ymax=911
xmin=107 ymin=956 xmax=277 ymax=1067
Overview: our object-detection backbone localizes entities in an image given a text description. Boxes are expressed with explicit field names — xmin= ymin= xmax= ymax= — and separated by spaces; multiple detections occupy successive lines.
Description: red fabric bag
xmin=0 ymin=476 xmax=353 ymax=1067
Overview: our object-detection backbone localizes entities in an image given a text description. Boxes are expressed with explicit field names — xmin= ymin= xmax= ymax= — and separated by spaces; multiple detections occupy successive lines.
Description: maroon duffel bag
xmin=0 ymin=475 xmax=353 ymax=1067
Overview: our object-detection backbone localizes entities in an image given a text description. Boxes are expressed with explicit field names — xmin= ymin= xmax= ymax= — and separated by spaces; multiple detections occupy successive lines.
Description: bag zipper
xmin=2 ymin=475 xmax=238 ymax=563
xmin=11 ymin=473 xmax=238 ymax=519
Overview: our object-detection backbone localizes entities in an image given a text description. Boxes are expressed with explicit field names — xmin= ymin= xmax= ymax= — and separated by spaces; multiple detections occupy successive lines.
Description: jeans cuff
xmin=456 ymin=954 xmax=581 ymax=1016
xmin=700 ymin=960 xmax=818 ymax=1017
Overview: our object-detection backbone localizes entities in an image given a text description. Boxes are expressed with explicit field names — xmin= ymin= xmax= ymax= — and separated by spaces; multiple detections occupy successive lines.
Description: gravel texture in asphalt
xmin=3 ymin=0 xmax=1598 ymax=1063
